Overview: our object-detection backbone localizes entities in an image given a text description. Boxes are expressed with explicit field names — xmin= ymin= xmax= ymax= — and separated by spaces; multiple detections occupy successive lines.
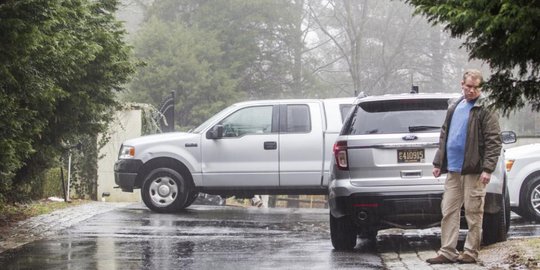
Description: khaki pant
xmin=439 ymin=172 xmax=486 ymax=261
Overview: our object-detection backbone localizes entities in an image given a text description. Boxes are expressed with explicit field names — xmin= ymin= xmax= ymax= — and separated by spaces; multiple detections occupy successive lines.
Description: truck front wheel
xmin=141 ymin=168 xmax=192 ymax=213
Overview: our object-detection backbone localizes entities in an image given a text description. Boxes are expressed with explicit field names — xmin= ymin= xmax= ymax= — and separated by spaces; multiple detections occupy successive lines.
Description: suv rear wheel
xmin=330 ymin=214 xmax=357 ymax=250
xmin=482 ymin=188 xmax=510 ymax=245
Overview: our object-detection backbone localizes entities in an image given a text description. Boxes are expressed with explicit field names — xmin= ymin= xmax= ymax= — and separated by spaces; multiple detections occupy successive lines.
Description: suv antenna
xmin=410 ymin=73 xmax=419 ymax=93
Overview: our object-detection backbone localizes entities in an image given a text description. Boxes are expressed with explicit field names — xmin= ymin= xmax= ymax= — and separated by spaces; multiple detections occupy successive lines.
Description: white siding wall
xmin=97 ymin=109 xmax=142 ymax=202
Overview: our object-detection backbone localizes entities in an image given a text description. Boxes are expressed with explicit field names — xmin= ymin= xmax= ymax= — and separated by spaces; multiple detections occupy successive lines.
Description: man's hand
xmin=480 ymin=171 xmax=491 ymax=184
xmin=433 ymin=168 xmax=441 ymax=178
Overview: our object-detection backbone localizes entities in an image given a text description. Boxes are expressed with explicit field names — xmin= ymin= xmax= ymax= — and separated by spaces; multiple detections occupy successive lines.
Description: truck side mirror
xmin=501 ymin=131 xmax=517 ymax=144
xmin=206 ymin=125 xmax=224 ymax=139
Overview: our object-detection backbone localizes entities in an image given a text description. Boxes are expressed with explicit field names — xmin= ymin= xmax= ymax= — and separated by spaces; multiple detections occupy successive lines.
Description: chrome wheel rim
xmin=149 ymin=176 xmax=178 ymax=207
xmin=531 ymin=182 xmax=540 ymax=216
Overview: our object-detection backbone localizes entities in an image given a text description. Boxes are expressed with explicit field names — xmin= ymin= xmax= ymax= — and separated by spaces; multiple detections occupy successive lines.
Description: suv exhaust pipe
xmin=357 ymin=211 xmax=368 ymax=221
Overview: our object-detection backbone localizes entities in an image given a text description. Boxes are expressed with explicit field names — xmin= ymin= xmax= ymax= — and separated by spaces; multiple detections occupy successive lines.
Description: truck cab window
xmin=285 ymin=105 xmax=311 ymax=133
xmin=219 ymin=106 xmax=273 ymax=137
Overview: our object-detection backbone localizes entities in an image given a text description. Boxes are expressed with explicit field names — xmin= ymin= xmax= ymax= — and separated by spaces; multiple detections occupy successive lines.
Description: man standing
xmin=426 ymin=69 xmax=502 ymax=264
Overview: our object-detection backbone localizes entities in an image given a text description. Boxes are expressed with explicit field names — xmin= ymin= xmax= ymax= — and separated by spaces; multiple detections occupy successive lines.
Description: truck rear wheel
xmin=330 ymin=214 xmax=357 ymax=250
xmin=183 ymin=191 xmax=199 ymax=208
xmin=141 ymin=167 xmax=191 ymax=213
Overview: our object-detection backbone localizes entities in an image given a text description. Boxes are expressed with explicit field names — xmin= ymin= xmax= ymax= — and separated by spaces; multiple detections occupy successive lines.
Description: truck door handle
xmin=264 ymin=141 xmax=277 ymax=150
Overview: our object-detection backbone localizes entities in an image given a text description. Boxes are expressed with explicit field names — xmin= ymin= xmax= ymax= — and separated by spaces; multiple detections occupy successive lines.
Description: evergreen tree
xmin=130 ymin=18 xmax=241 ymax=128
xmin=0 ymin=0 xmax=135 ymax=202
xmin=405 ymin=0 xmax=540 ymax=113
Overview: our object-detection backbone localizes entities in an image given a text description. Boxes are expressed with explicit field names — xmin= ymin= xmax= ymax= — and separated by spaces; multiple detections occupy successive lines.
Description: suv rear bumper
xmin=329 ymin=190 xmax=444 ymax=230
xmin=114 ymin=159 xmax=143 ymax=192
xmin=329 ymin=182 xmax=504 ymax=230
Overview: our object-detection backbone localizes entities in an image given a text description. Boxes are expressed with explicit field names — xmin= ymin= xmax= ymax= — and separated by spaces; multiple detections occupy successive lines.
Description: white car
xmin=506 ymin=143 xmax=540 ymax=221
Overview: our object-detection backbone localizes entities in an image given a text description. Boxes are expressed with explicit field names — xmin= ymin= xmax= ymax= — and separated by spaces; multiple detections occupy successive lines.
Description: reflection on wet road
xmin=508 ymin=213 xmax=540 ymax=238
xmin=0 ymin=205 xmax=383 ymax=269
xmin=0 ymin=204 xmax=538 ymax=269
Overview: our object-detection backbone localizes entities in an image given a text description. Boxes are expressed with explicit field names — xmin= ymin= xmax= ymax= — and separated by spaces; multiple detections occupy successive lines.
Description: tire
xmin=505 ymin=185 xmax=511 ymax=233
xmin=183 ymin=191 xmax=199 ymax=208
xmin=520 ymin=177 xmax=540 ymax=221
xmin=512 ymin=207 xmax=525 ymax=218
xmin=330 ymin=214 xmax=357 ymax=250
xmin=482 ymin=190 xmax=510 ymax=245
xmin=359 ymin=229 xmax=378 ymax=240
xmin=141 ymin=167 xmax=192 ymax=213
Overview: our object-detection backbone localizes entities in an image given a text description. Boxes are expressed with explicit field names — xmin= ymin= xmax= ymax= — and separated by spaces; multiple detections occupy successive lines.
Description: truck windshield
xmin=191 ymin=105 xmax=239 ymax=133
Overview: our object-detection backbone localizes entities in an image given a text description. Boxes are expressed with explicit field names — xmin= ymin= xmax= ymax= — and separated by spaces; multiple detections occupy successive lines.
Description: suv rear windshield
xmin=342 ymin=99 xmax=451 ymax=135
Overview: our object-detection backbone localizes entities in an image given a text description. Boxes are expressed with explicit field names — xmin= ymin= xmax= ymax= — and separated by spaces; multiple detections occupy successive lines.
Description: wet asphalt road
xmin=0 ymin=203 xmax=538 ymax=270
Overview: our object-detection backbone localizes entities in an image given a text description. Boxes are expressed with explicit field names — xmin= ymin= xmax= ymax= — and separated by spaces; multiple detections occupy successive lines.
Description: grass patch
xmin=486 ymin=237 xmax=540 ymax=269
xmin=514 ymin=237 xmax=540 ymax=268
xmin=526 ymin=238 xmax=540 ymax=259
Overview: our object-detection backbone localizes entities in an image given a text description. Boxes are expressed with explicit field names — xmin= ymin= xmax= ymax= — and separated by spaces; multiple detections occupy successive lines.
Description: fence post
xmin=170 ymin=90 xmax=175 ymax=132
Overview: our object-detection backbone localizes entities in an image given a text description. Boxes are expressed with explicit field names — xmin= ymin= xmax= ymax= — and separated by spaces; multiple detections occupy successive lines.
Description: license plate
xmin=397 ymin=149 xmax=425 ymax=163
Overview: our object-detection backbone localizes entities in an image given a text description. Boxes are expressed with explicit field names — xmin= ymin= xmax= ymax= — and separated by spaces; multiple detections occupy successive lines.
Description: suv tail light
xmin=333 ymin=140 xmax=348 ymax=170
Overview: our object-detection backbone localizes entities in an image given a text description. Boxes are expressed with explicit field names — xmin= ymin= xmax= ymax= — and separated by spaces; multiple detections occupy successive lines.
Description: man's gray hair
xmin=463 ymin=69 xmax=483 ymax=83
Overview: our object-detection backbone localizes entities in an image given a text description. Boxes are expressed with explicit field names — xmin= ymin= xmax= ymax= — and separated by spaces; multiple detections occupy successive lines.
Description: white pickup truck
xmin=114 ymin=98 xmax=354 ymax=212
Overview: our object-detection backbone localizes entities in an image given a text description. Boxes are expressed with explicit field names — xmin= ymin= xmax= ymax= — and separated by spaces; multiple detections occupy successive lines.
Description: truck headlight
xmin=119 ymin=145 xmax=135 ymax=159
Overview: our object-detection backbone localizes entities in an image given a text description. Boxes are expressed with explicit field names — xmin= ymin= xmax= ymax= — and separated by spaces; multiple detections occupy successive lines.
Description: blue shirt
xmin=446 ymin=99 xmax=475 ymax=172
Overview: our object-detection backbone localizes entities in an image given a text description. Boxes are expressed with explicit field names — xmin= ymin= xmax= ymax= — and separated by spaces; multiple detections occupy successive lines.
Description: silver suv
xmin=328 ymin=93 xmax=516 ymax=250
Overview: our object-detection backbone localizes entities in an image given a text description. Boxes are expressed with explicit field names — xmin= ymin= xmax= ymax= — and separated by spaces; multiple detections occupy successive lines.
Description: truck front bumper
xmin=114 ymin=159 xmax=143 ymax=192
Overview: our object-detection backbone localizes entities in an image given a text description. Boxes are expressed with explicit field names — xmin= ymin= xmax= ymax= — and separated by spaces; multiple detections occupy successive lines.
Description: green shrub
xmin=42 ymin=168 xmax=64 ymax=199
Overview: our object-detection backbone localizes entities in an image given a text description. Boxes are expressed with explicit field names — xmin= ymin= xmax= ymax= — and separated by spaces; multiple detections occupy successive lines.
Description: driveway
xmin=0 ymin=202 xmax=538 ymax=269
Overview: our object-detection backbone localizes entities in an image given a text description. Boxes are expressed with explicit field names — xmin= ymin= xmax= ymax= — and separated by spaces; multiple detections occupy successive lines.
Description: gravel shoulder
xmin=0 ymin=201 xmax=131 ymax=253
xmin=480 ymin=237 xmax=540 ymax=269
